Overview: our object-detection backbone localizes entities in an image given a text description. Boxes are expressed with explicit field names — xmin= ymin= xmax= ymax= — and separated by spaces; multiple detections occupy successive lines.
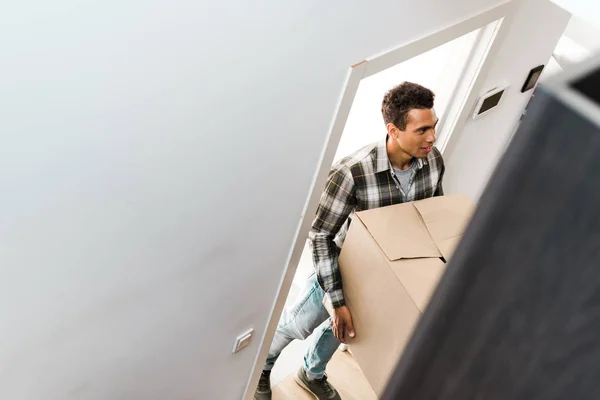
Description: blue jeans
xmin=264 ymin=273 xmax=340 ymax=380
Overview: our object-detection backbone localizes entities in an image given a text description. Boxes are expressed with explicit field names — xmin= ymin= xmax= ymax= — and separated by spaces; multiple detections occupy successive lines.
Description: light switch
xmin=232 ymin=328 xmax=254 ymax=354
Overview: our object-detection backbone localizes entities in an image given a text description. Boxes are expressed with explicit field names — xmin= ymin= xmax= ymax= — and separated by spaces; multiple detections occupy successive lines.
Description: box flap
xmin=390 ymin=257 xmax=447 ymax=312
xmin=337 ymin=216 xmax=423 ymax=396
xmin=437 ymin=236 xmax=462 ymax=260
xmin=355 ymin=203 xmax=441 ymax=261
xmin=412 ymin=194 xmax=474 ymax=260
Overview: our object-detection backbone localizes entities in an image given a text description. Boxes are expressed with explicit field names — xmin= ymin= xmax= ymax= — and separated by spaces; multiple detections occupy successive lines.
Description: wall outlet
xmin=232 ymin=328 xmax=254 ymax=354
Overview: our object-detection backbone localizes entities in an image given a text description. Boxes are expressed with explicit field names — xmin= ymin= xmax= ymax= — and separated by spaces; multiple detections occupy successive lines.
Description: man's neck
xmin=387 ymin=136 xmax=414 ymax=170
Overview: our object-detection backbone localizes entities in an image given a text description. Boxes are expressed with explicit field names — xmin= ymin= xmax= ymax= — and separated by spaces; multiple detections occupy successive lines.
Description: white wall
xmin=551 ymin=0 xmax=600 ymax=30
xmin=552 ymin=35 xmax=593 ymax=68
xmin=0 ymin=1 xmax=510 ymax=399
xmin=563 ymin=15 xmax=600 ymax=53
xmin=444 ymin=0 xmax=571 ymax=201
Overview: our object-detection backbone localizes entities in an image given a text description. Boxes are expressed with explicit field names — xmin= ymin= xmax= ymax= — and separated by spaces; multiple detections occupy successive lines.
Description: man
xmin=254 ymin=82 xmax=445 ymax=400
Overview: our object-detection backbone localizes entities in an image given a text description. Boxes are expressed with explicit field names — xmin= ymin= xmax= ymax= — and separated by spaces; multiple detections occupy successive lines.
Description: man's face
xmin=389 ymin=108 xmax=438 ymax=158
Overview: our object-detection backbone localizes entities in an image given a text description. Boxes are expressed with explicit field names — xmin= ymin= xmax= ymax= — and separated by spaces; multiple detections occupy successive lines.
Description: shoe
xmin=253 ymin=370 xmax=272 ymax=400
xmin=294 ymin=367 xmax=341 ymax=400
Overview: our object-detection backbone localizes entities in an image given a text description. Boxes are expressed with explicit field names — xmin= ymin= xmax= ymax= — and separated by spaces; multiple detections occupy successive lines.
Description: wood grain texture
xmin=272 ymin=351 xmax=376 ymax=400
xmin=382 ymin=77 xmax=600 ymax=400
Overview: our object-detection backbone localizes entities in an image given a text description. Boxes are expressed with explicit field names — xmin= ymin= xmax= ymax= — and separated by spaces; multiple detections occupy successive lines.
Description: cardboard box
xmin=323 ymin=194 xmax=474 ymax=396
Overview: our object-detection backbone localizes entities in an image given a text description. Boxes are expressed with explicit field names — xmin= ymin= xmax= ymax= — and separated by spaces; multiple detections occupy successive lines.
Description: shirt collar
xmin=375 ymin=135 xmax=427 ymax=173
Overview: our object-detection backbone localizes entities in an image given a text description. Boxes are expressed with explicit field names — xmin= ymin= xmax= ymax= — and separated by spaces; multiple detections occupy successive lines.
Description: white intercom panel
xmin=473 ymin=85 xmax=509 ymax=119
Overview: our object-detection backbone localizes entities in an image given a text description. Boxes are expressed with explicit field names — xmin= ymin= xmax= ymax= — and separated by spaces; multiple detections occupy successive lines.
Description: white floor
xmin=269 ymin=241 xmax=315 ymax=386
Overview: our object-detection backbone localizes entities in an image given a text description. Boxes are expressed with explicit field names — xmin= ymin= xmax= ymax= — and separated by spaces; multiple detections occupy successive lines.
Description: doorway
xmin=270 ymin=19 xmax=498 ymax=389
xmin=246 ymin=2 xmax=515 ymax=398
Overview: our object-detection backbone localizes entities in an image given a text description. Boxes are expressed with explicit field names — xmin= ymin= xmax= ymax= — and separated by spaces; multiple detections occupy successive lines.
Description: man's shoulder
xmin=332 ymin=141 xmax=379 ymax=172
xmin=427 ymin=146 xmax=444 ymax=166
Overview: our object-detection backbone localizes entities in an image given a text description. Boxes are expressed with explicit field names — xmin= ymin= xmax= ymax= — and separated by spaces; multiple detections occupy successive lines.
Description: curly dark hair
xmin=381 ymin=82 xmax=435 ymax=130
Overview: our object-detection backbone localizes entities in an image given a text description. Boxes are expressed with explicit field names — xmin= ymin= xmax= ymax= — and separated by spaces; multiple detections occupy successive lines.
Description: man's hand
xmin=330 ymin=305 xmax=355 ymax=343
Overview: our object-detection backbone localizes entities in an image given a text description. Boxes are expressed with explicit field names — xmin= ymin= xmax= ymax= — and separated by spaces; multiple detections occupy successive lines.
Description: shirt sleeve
xmin=308 ymin=165 xmax=356 ymax=309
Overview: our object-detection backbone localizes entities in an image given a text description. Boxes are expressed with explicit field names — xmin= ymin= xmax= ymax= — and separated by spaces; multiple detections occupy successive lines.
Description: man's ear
xmin=386 ymin=123 xmax=398 ymax=138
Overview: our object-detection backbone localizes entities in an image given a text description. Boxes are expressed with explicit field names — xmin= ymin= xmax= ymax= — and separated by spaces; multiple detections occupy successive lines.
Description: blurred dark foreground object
xmin=382 ymin=54 xmax=600 ymax=400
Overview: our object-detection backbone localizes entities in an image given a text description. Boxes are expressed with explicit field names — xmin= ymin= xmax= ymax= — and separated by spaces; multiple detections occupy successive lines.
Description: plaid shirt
xmin=309 ymin=136 xmax=445 ymax=308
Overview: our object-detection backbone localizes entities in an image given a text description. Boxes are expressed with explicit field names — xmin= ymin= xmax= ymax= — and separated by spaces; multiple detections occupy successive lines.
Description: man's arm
xmin=308 ymin=165 xmax=356 ymax=309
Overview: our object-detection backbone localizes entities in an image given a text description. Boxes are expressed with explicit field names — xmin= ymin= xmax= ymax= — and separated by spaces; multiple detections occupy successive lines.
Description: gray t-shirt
xmin=393 ymin=160 xmax=416 ymax=196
